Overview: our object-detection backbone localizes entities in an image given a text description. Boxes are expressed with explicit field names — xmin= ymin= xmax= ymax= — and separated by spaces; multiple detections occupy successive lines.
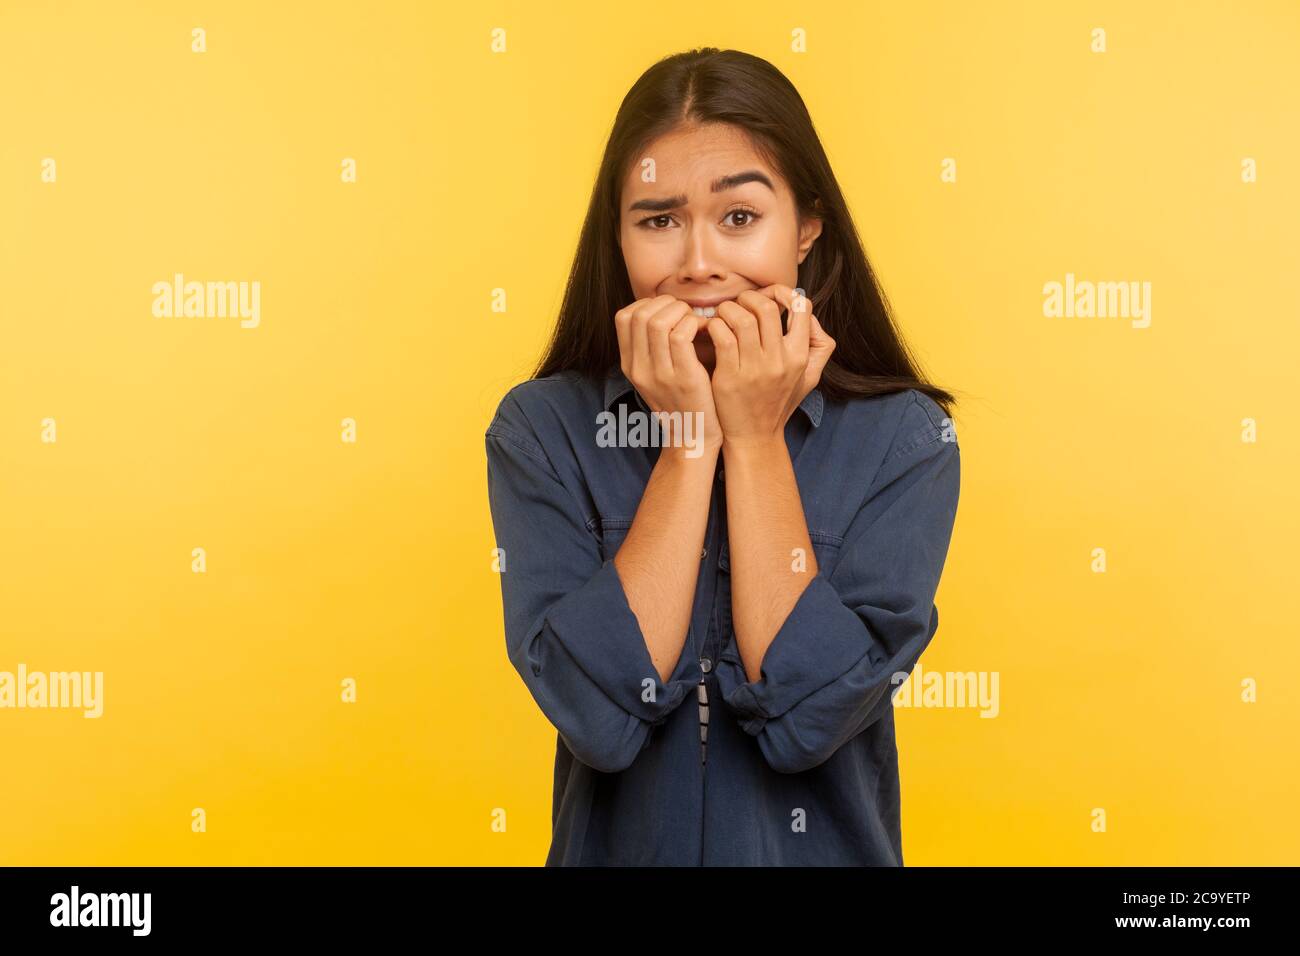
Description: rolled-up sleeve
xmin=716 ymin=395 xmax=961 ymax=774
xmin=485 ymin=395 xmax=697 ymax=773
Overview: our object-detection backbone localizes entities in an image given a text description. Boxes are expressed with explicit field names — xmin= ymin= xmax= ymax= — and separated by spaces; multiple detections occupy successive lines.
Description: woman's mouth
xmin=691 ymin=306 xmax=718 ymax=318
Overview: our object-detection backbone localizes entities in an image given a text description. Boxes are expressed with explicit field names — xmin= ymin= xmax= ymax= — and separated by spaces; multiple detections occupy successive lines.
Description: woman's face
xmin=617 ymin=123 xmax=823 ymax=372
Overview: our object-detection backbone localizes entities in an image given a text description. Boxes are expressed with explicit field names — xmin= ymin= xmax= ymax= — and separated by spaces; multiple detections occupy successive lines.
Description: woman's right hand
xmin=614 ymin=295 xmax=723 ymax=455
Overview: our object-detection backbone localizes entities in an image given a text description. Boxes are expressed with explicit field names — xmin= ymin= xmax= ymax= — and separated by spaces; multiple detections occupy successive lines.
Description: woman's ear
xmin=796 ymin=212 xmax=823 ymax=264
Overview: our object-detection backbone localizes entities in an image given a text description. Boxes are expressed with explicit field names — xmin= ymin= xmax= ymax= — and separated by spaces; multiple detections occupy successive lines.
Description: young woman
xmin=485 ymin=48 xmax=961 ymax=866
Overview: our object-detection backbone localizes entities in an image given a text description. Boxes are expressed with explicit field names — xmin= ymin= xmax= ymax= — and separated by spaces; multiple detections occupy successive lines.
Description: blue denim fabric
xmin=485 ymin=364 xmax=960 ymax=865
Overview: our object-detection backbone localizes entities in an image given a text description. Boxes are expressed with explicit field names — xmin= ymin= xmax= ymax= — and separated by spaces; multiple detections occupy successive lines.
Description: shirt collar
xmin=602 ymin=364 xmax=824 ymax=429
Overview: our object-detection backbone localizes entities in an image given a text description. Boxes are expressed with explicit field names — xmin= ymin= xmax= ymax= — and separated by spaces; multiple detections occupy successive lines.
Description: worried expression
xmin=618 ymin=122 xmax=822 ymax=371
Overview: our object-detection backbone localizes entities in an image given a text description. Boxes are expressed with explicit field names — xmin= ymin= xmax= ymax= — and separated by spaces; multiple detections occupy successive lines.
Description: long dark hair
xmin=532 ymin=47 xmax=958 ymax=421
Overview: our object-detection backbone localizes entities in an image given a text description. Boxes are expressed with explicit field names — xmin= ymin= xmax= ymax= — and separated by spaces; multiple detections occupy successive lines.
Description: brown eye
xmin=726 ymin=208 xmax=762 ymax=228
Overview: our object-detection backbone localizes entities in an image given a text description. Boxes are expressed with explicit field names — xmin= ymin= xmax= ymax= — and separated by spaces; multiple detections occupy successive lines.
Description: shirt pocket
xmin=596 ymin=516 xmax=635 ymax=562
xmin=717 ymin=530 xmax=844 ymax=652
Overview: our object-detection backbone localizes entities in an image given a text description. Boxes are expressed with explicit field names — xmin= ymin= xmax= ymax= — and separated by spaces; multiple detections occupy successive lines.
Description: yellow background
xmin=1 ymin=0 xmax=1296 ymax=865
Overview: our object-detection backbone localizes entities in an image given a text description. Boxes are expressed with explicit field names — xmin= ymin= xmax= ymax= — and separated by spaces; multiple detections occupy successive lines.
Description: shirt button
xmin=700 ymin=546 xmax=707 ymax=560
xmin=700 ymin=657 xmax=712 ymax=673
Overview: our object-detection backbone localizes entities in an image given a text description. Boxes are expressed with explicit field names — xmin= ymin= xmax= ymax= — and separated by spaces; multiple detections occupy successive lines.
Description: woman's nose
xmin=677 ymin=224 xmax=725 ymax=279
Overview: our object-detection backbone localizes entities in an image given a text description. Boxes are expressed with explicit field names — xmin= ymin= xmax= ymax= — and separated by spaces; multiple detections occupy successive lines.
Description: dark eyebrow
xmin=627 ymin=170 xmax=776 ymax=213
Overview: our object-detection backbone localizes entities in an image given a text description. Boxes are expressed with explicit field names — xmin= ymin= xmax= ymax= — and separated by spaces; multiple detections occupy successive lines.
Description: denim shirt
xmin=484 ymin=364 xmax=960 ymax=865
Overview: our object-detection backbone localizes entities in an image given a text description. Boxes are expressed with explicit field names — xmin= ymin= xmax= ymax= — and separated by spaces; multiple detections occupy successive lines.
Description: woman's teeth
xmin=691 ymin=306 xmax=717 ymax=318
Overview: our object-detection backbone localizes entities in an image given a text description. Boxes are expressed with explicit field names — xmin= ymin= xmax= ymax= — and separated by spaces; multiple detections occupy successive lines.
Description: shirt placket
xmin=693 ymin=458 xmax=727 ymax=765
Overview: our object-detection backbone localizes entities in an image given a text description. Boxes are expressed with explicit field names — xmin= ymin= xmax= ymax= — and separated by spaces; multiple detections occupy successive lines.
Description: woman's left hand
xmin=704 ymin=284 xmax=835 ymax=446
